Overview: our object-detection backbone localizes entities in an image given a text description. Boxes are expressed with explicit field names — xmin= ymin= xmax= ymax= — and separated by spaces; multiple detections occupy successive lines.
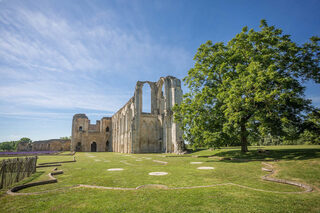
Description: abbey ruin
xmin=71 ymin=76 xmax=185 ymax=154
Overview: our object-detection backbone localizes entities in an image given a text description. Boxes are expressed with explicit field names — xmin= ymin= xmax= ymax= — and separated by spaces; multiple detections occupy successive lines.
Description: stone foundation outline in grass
xmin=37 ymin=157 xmax=76 ymax=165
xmin=36 ymin=157 xmax=76 ymax=168
xmin=261 ymin=162 xmax=313 ymax=192
xmin=148 ymin=172 xmax=168 ymax=176
xmin=7 ymin=159 xmax=314 ymax=195
xmin=107 ymin=168 xmax=124 ymax=171
xmin=197 ymin=167 xmax=214 ymax=170
xmin=7 ymin=167 xmax=63 ymax=195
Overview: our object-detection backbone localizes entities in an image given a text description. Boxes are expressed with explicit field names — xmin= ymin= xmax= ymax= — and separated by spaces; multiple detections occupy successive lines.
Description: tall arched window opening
xmin=142 ymin=83 xmax=151 ymax=113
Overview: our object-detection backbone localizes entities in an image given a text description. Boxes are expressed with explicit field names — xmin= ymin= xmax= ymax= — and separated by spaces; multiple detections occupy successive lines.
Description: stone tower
xmin=71 ymin=114 xmax=112 ymax=152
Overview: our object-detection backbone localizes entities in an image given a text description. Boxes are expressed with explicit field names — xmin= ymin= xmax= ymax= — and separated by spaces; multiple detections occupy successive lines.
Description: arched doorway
xmin=105 ymin=140 xmax=109 ymax=151
xmin=91 ymin=142 xmax=97 ymax=152
xmin=76 ymin=142 xmax=82 ymax=152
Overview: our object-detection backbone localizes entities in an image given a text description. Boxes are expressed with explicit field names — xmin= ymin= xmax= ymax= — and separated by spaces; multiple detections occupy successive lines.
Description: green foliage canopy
xmin=60 ymin=136 xmax=71 ymax=140
xmin=0 ymin=137 xmax=32 ymax=151
xmin=19 ymin=137 xmax=32 ymax=144
xmin=174 ymin=20 xmax=320 ymax=152
xmin=300 ymin=110 xmax=320 ymax=145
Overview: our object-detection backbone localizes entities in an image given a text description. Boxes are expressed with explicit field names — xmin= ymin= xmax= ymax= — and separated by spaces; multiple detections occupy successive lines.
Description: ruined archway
xmin=142 ymin=83 xmax=152 ymax=113
xmin=72 ymin=76 xmax=184 ymax=154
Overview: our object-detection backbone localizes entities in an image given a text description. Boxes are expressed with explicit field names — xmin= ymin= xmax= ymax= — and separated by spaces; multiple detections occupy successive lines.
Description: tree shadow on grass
xmin=185 ymin=148 xmax=207 ymax=154
xmin=202 ymin=148 xmax=320 ymax=162
xmin=165 ymin=148 xmax=208 ymax=157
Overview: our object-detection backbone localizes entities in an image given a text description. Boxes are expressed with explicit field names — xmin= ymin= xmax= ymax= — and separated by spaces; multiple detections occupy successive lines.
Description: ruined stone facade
xmin=71 ymin=115 xmax=112 ymax=152
xmin=71 ymin=76 xmax=185 ymax=153
xmin=17 ymin=139 xmax=71 ymax=152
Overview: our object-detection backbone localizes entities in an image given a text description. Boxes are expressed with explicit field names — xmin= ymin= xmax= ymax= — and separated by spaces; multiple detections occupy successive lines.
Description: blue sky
xmin=0 ymin=0 xmax=319 ymax=142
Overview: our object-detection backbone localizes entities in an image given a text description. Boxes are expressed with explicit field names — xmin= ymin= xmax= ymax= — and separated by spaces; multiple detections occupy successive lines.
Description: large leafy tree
xmin=174 ymin=20 xmax=320 ymax=152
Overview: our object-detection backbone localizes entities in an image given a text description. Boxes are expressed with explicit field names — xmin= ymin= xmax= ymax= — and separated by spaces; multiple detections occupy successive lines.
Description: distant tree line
xmin=0 ymin=137 xmax=32 ymax=151
xmin=0 ymin=136 xmax=72 ymax=151
xmin=60 ymin=136 xmax=71 ymax=140
xmin=254 ymin=110 xmax=320 ymax=146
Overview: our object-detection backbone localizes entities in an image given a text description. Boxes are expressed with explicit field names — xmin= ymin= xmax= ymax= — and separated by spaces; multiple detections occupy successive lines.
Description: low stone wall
xmin=261 ymin=162 xmax=313 ymax=192
xmin=7 ymin=168 xmax=63 ymax=195
xmin=17 ymin=139 xmax=71 ymax=152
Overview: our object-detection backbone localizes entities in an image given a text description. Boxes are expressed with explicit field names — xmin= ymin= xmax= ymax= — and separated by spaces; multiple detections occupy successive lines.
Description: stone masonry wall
xmin=71 ymin=114 xmax=112 ymax=152
xmin=71 ymin=76 xmax=185 ymax=154
xmin=17 ymin=139 xmax=71 ymax=152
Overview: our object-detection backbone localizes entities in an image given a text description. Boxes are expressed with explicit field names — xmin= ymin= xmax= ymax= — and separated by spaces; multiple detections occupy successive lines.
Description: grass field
xmin=0 ymin=145 xmax=319 ymax=212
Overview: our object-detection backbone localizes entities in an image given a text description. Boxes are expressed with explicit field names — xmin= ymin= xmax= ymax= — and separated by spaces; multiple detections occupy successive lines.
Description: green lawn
xmin=0 ymin=145 xmax=319 ymax=212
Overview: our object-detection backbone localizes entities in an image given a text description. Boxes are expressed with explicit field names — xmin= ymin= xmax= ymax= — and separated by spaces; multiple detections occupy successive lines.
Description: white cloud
xmin=0 ymin=111 xmax=113 ymax=120
xmin=0 ymin=82 xmax=130 ymax=111
xmin=0 ymin=3 xmax=191 ymax=120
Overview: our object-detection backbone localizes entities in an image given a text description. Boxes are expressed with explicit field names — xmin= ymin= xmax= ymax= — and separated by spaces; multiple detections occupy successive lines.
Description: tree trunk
xmin=240 ymin=122 xmax=248 ymax=153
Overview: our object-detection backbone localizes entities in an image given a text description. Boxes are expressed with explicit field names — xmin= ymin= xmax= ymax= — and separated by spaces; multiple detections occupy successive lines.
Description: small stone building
xmin=71 ymin=115 xmax=112 ymax=152
xmin=71 ymin=76 xmax=185 ymax=153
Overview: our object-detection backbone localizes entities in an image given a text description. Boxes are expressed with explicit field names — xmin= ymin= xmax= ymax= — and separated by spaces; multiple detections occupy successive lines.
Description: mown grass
xmin=0 ymin=145 xmax=319 ymax=212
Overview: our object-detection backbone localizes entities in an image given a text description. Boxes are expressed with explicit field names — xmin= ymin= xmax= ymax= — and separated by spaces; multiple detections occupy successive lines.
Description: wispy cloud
xmin=0 ymin=2 xmax=191 ymax=120
xmin=0 ymin=111 xmax=114 ymax=120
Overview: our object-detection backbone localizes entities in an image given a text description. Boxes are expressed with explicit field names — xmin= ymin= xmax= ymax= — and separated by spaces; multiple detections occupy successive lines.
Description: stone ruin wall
xmin=71 ymin=76 xmax=185 ymax=154
xmin=71 ymin=115 xmax=112 ymax=152
xmin=112 ymin=76 xmax=185 ymax=154
xmin=112 ymin=97 xmax=134 ymax=153
xmin=17 ymin=139 xmax=71 ymax=152
xmin=17 ymin=76 xmax=184 ymax=153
